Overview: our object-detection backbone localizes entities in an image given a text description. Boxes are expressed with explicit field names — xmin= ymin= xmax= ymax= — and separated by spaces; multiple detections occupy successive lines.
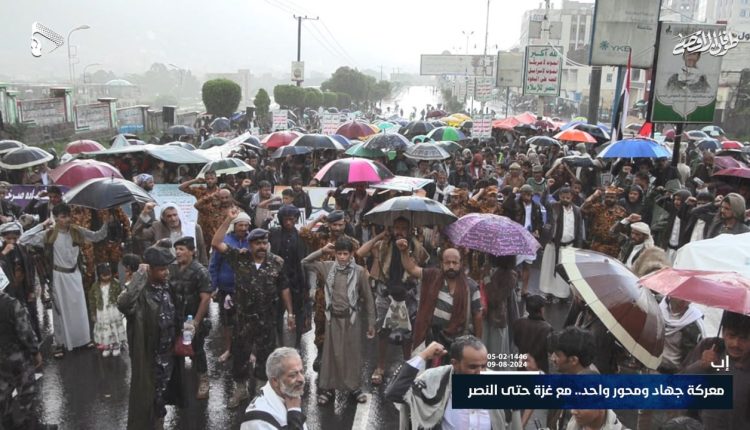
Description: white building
xmin=705 ymin=0 xmax=750 ymax=114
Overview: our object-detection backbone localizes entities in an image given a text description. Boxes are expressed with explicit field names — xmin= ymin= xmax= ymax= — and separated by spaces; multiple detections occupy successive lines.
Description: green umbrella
xmin=344 ymin=142 xmax=388 ymax=159
xmin=412 ymin=134 xmax=433 ymax=143
xmin=427 ymin=126 xmax=467 ymax=142
xmin=435 ymin=140 xmax=462 ymax=153
xmin=377 ymin=122 xmax=398 ymax=131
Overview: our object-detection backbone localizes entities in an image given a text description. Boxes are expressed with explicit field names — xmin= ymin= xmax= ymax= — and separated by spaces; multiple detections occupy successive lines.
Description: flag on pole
xmin=610 ymin=51 xmax=632 ymax=144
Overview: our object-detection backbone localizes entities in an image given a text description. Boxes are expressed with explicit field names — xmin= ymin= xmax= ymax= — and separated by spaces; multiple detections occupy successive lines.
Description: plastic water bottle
xmin=183 ymin=315 xmax=194 ymax=345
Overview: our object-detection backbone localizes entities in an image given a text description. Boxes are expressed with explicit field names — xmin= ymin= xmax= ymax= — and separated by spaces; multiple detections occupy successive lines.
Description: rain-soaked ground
xmin=33 ymin=264 xmax=615 ymax=430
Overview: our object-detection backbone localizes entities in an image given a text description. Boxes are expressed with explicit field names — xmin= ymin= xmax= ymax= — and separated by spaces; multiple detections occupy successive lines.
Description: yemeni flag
xmin=610 ymin=51 xmax=632 ymax=144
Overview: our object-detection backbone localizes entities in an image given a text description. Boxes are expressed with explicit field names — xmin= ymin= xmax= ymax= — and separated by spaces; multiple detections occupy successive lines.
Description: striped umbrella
xmin=362 ymin=133 xmax=412 ymax=151
xmin=0 ymin=147 xmax=53 ymax=170
xmin=314 ymin=157 xmax=393 ymax=185
xmin=427 ymin=126 xmax=466 ymax=142
xmin=197 ymin=158 xmax=254 ymax=178
xmin=0 ymin=140 xmax=25 ymax=155
xmin=290 ymin=134 xmax=346 ymax=151
xmin=49 ymin=159 xmax=123 ymax=187
xmin=404 ymin=142 xmax=450 ymax=161
xmin=335 ymin=120 xmax=377 ymax=139
xmin=364 ymin=195 xmax=457 ymax=227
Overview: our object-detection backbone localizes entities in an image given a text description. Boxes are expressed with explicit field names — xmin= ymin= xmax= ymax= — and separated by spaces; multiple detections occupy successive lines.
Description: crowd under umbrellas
xmin=2 ymin=108 xmax=750 ymax=430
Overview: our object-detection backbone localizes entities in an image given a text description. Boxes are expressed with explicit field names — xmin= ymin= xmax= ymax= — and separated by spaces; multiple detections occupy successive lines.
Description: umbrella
xmin=687 ymin=130 xmax=709 ymax=141
xmin=199 ymin=137 xmax=229 ymax=150
xmin=165 ymin=141 xmax=197 ymax=151
xmin=271 ymin=146 xmax=312 ymax=159
xmin=314 ymin=157 xmax=393 ymax=184
xmin=640 ymin=268 xmax=750 ymax=316
xmin=722 ymin=140 xmax=743 ymax=150
xmin=674 ymin=232 xmax=750 ymax=279
xmin=574 ymin=123 xmax=611 ymax=144
xmin=197 ymin=158 xmax=254 ymax=178
xmin=555 ymin=248 xmax=664 ymax=370
xmin=514 ymin=123 xmax=538 ymax=134
xmin=0 ymin=140 xmax=25 ymax=155
xmin=344 ymin=142 xmax=387 ymax=159
xmin=330 ymin=134 xmax=352 ymax=149
xmin=65 ymin=140 xmax=105 ymax=154
xmin=335 ymin=120 xmax=377 ymax=140
xmin=714 ymin=167 xmax=750 ymax=180
xmin=399 ymin=120 xmax=434 ymax=139
xmin=701 ymin=125 xmax=725 ymax=137
xmin=244 ymin=135 xmax=261 ymax=146
xmin=427 ymin=126 xmax=466 ymax=142
xmin=527 ymin=136 xmax=561 ymax=147
xmin=429 ymin=120 xmax=447 ymax=128
xmin=376 ymin=121 xmax=399 ymax=132
xmin=210 ymin=117 xmax=231 ymax=132
xmin=0 ymin=147 xmax=54 ymax=170
xmin=697 ymin=138 xmax=721 ymax=151
xmin=364 ymin=195 xmax=457 ymax=227
xmin=426 ymin=109 xmax=448 ymax=119
xmin=411 ymin=135 xmax=432 ymax=143
xmin=64 ymin=177 xmax=155 ymax=210
xmin=166 ymin=125 xmax=197 ymax=136
xmin=435 ymin=141 xmax=462 ymax=153
xmin=714 ymin=155 xmax=747 ymax=170
xmin=561 ymin=155 xmax=596 ymax=168
xmin=262 ymin=131 xmax=303 ymax=149
xmin=596 ymin=137 xmax=671 ymax=159
xmin=444 ymin=213 xmax=540 ymax=256
xmin=404 ymin=142 xmax=451 ymax=161
xmin=290 ymin=134 xmax=346 ymax=151
xmin=362 ymin=133 xmax=412 ymax=151
xmin=554 ymin=129 xmax=597 ymax=143
xmin=49 ymin=159 xmax=123 ymax=187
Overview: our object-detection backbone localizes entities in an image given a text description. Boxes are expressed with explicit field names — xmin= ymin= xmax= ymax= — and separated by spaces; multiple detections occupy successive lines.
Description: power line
xmin=318 ymin=20 xmax=357 ymax=64
xmin=302 ymin=21 xmax=350 ymax=64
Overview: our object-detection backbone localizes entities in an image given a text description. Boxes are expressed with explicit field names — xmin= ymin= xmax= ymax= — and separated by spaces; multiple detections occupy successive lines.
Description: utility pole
xmin=293 ymin=15 xmax=319 ymax=87
xmin=480 ymin=0 xmax=491 ymax=113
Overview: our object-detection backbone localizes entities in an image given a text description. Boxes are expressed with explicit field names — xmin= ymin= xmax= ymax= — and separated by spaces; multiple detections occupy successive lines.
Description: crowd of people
xmin=1 ymin=113 xmax=750 ymax=430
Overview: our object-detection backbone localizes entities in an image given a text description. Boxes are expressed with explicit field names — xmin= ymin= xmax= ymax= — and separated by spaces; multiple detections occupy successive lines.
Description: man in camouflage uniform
xmin=193 ymin=189 xmax=234 ymax=257
xmin=299 ymin=210 xmax=360 ymax=371
xmin=0 ymin=279 xmax=42 ymax=430
xmin=581 ymin=186 xmax=628 ymax=258
xmin=179 ymin=170 xmax=220 ymax=255
xmin=211 ymin=209 xmax=295 ymax=409
xmin=170 ymin=236 xmax=212 ymax=400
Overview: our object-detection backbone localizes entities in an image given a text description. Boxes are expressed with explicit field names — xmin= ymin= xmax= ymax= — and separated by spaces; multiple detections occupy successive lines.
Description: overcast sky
xmin=1 ymin=0 xmax=582 ymax=81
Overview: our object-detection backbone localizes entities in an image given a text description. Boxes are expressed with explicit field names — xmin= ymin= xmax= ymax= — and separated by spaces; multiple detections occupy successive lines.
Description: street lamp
xmin=82 ymin=63 xmax=101 ymax=84
xmin=67 ymin=25 xmax=91 ymax=85
xmin=461 ymin=30 xmax=474 ymax=54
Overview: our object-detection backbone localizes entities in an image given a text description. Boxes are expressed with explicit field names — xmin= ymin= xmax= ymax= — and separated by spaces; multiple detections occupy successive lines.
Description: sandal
xmin=317 ymin=390 xmax=334 ymax=406
xmin=351 ymin=389 xmax=367 ymax=403
xmin=371 ymin=368 xmax=384 ymax=386
xmin=53 ymin=346 xmax=64 ymax=359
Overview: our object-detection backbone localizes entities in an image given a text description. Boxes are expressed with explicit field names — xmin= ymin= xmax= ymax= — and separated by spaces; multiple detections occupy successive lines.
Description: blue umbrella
xmin=330 ymin=134 xmax=352 ymax=148
xmin=596 ymin=138 xmax=671 ymax=159
xmin=271 ymin=146 xmax=312 ymax=159
xmin=560 ymin=120 xmax=585 ymax=131
xmin=244 ymin=135 xmax=261 ymax=146
xmin=697 ymin=138 xmax=721 ymax=151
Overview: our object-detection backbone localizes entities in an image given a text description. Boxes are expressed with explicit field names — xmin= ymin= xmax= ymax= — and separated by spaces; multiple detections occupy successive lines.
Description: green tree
xmin=370 ymin=80 xmax=393 ymax=104
xmin=254 ymin=88 xmax=271 ymax=131
xmin=273 ymin=84 xmax=305 ymax=109
xmin=303 ymin=87 xmax=323 ymax=109
xmin=323 ymin=91 xmax=338 ymax=108
xmin=202 ymin=79 xmax=241 ymax=118
xmin=321 ymin=67 xmax=371 ymax=106
xmin=336 ymin=92 xmax=352 ymax=109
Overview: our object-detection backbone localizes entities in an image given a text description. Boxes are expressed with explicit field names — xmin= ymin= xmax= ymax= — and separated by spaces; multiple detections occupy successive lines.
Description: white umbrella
xmin=674 ymin=232 xmax=750 ymax=279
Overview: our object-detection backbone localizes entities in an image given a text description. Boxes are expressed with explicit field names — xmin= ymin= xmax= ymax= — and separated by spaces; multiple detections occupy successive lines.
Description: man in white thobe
xmin=21 ymin=203 xmax=109 ymax=354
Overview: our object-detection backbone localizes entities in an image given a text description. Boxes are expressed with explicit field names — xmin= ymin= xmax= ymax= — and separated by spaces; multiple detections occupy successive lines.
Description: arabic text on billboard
xmin=18 ymin=98 xmax=66 ymax=126
xmin=117 ymin=106 xmax=145 ymax=133
xmin=75 ymin=103 xmax=112 ymax=131
xmin=651 ymin=23 xmax=726 ymax=124
xmin=523 ymin=46 xmax=562 ymax=97
xmin=272 ymin=110 xmax=288 ymax=131
xmin=590 ymin=0 xmax=661 ymax=68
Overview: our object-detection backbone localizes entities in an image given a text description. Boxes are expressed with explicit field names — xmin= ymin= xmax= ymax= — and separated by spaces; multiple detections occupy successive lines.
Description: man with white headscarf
xmin=611 ymin=213 xmax=655 ymax=270
xmin=132 ymin=201 xmax=208 ymax=265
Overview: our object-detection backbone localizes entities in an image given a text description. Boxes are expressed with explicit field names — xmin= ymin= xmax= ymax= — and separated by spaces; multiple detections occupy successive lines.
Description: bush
xmin=303 ymin=88 xmax=323 ymax=109
xmin=202 ymin=79 xmax=242 ymax=118
xmin=323 ymin=91 xmax=337 ymax=108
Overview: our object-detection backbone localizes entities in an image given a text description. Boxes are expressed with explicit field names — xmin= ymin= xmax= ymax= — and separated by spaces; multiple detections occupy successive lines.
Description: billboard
xmin=17 ymin=98 xmax=66 ymax=126
xmin=420 ymin=54 xmax=495 ymax=77
xmin=74 ymin=102 xmax=112 ymax=131
xmin=272 ymin=110 xmax=288 ymax=130
xmin=651 ymin=23 xmax=727 ymax=124
xmin=589 ymin=0 xmax=661 ymax=68
xmin=496 ymin=51 xmax=524 ymax=87
xmin=291 ymin=61 xmax=304 ymax=82
xmin=523 ymin=46 xmax=563 ymax=97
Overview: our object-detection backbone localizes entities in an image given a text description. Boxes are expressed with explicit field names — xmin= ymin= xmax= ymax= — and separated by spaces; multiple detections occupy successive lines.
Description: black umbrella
xmin=362 ymin=133 xmax=412 ymax=151
xmin=514 ymin=123 xmax=538 ymax=134
xmin=271 ymin=146 xmax=312 ymax=159
xmin=0 ymin=140 xmax=25 ymax=155
xmin=364 ymin=196 xmax=457 ymax=227
xmin=0 ymin=147 xmax=53 ymax=170
xmin=289 ymin=134 xmax=346 ymax=151
xmin=210 ymin=117 xmax=231 ymax=132
xmin=244 ymin=135 xmax=261 ymax=146
xmin=64 ymin=177 xmax=155 ymax=210
xmin=527 ymin=136 xmax=561 ymax=147
xmin=574 ymin=123 xmax=611 ymax=145
xmin=399 ymin=120 xmax=435 ymax=139
xmin=167 ymin=125 xmax=197 ymax=136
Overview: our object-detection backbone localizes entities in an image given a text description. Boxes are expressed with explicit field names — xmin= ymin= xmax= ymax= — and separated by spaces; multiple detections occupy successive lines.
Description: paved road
xmin=33 ymin=262 xmax=640 ymax=429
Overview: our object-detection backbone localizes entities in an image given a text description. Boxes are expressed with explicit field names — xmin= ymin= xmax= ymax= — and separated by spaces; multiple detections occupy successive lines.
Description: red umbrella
xmin=261 ymin=131 xmax=303 ymax=149
xmin=722 ymin=140 xmax=743 ymax=150
xmin=713 ymin=156 xmax=747 ymax=171
xmin=335 ymin=120 xmax=377 ymax=140
xmin=714 ymin=167 xmax=750 ymax=180
xmin=49 ymin=160 xmax=123 ymax=187
xmin=66 ymin=139 xmax=105 ymax=154
xmin=640 ymin=268 xmax=750 ymax=316
xmin=426 ymin=109 xmax=448 ymax=119
xmin=554 ymin=129 xmax=597 ymax=143
xmin=556 ymin=248 xmax=664 ymax=369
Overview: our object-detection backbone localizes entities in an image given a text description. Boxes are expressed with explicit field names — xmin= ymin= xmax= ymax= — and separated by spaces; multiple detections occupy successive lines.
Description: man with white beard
xmin=241 ymin=347 xmax=308 ymax=430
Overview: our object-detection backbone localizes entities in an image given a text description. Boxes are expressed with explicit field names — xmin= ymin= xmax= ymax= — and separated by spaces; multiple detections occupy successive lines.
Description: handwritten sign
xmin=272 ymin=110 xmax=288 ymax=131
xmin=474 ymin=78 xmax=494 ymax=102
xmin=473 ymin=114 xmax=493 ymax=138
xmin=75 ymin=102 xmax=112 ymax=131
xmin=5 ymin=185 xmax=69 ymax=210
xmin=17 ymin=98 xmax=66 ymax=126
xmin=321 ymin=113 xmax=345 ymax=135
xmin=523 ymin=46 xmax=563 ymax=97
xmin=673 ymin=29 xmax=740 ymax=57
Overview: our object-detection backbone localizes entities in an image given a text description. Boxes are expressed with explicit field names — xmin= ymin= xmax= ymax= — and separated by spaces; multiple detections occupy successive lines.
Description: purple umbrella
xmin=445 ymin=213 xmax=541 ymax=256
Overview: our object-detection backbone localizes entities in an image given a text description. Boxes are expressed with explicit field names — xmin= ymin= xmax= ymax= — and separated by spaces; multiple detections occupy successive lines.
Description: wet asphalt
xmin=32 ymin=264 xmax=629 ymax=430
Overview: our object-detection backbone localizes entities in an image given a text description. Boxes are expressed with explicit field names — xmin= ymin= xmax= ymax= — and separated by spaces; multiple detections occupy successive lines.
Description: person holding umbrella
xmin=20 ymin=204 xmax=111 ymax=358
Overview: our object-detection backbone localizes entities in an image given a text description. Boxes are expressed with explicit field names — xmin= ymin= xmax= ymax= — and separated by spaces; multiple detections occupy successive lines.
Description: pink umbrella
xmin=49 ymin=159 xmax=123 ymax=187
xmin=722 ymin=140 xmax=743 ymax=150
xmin=314 ymin=157 xmax=394 ymax=185
xmin=335 ymin=120 xmax=377 ymax=140
xmin=261 ymin=131 xmax=303 ymax=149
xmin=66 ymin=139 xmax=105 ymax=154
